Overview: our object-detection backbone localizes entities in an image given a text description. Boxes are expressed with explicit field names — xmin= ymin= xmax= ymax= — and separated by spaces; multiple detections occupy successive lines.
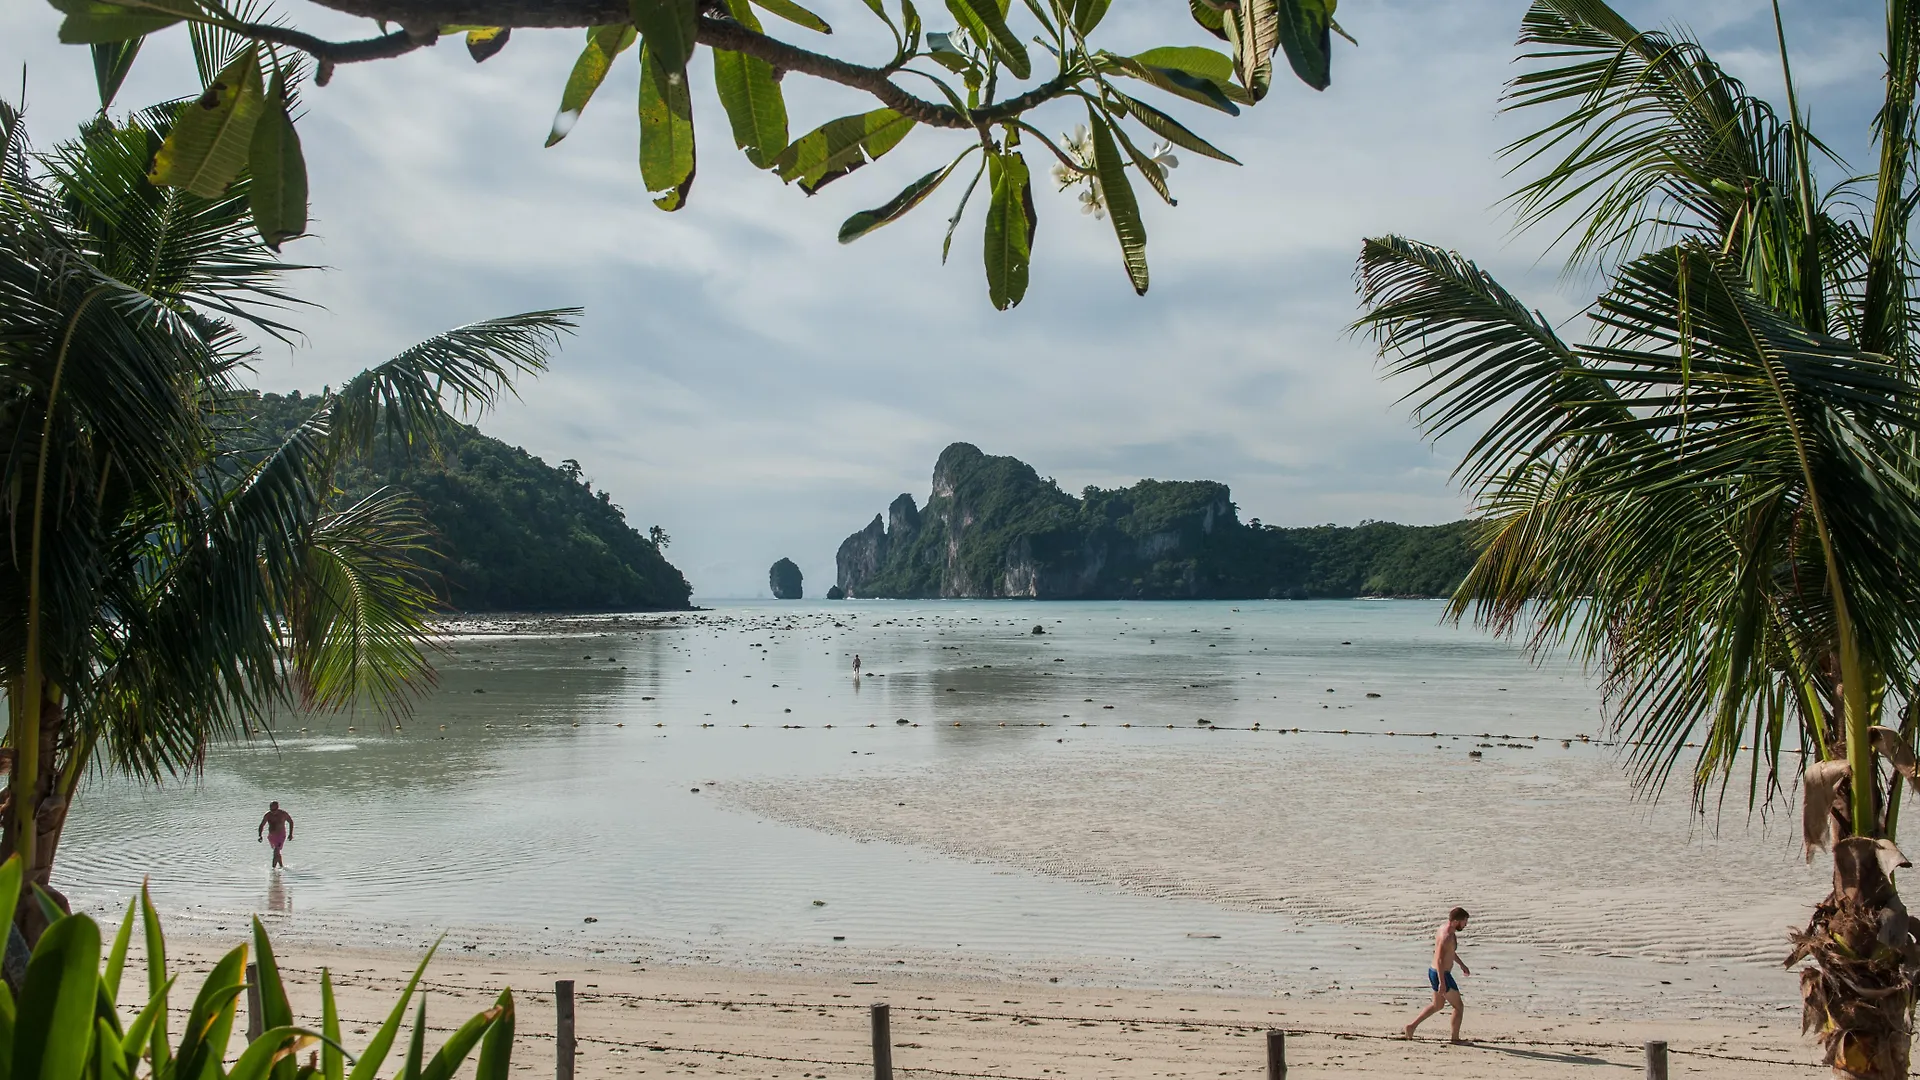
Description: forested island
xmin=836 ymin=443 xmax=1480 ymax=600
xmin=240 ymin=392 xmax=693 ymax=612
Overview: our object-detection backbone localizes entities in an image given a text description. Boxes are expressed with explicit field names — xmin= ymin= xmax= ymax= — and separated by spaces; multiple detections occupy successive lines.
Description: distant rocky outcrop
xmin=769 ymin=558 xmax=804 ymax=599
xmin=833 ymin=442 xmax=1480 ymax=600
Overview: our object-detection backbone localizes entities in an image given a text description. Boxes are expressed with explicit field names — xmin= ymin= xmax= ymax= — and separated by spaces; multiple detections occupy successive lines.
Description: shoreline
xmin=156 ymin=936 xmax=1818 ymax=1079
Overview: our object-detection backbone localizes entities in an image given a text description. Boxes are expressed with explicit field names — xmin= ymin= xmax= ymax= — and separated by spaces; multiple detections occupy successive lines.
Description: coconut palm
xmin=0 ymin=93 xmax=576 ymax=921
xmin=1355 ymin=1 xmax=1920 ymax=1076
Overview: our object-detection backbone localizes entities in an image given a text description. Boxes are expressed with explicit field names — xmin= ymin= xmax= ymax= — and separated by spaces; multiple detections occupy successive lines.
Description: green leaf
xmin=0 ymin=856 xmax=24 ymax=953
xmin=1100 ymin=53 xmax=1240 ymax=115
xmin=772 ymin=109 xmax=915 ymax=191
xmin=942 ymin=155 xmax=987 ymax=263
xmin=251 ymin=918 xmax=297 ymax=1080
xmin=320 ymin=970 xmax=343 ymax=1080
xmin=638 ymin=44 xmax=697 ymax=209
xmin=1069 ymin=0 xmax=1109 ymax=35
xmin=138 ymin=882 xmax=168 ymax=1070
xmin=983 ymin=148 xmax=1034 ymax=310
xmin=926 ymin=31 xmax=972 ymax=73
xmin=839 ymin=158 xmax=962 ymax=243
xmin=712 ymin=0 xmax=788 ymax=169
xmin=344 ymin=941 xmax=440 ymax=1080
xmin=751 ymin=0 xmax=831 ymax=33
xmin=172 ymin=945 xmax=246 ymax=1080
xmin=15 ymin=914 xmax=102 ymax=1080
xmin=1187 ymin=0 xmax=1225 ymax=39
xmin=249 ymin=66 xmax=308 ymax=251
xmin=102 ymin=897 xmax=136 ymax=1007
xmin=1102 ymin=110 xmax=1173 ymax=206
xmin=1274 ymin=0 xmax=1332 ymax=91
xmin=473 ymin=991 xmax=514 ymax=1080
xmin=1087 ymin=112 xmax=1147 ymax=294
xmin=91 ymin=37 xmax=143 ymax=109
xmin=226 ymin=1028 xmax=322 ymax=1080
xmin=93 ymin=1019 xmax=128 ymax=1080
xmin=119 ymin=977 xmax=176 ymax=1080
xmin=629 ymin=0 xmax=698 ymax=71
xmin=150 ymin=44 xmax=266 ymax=199
xmin=50 ymin=0 xmax=194 ymax=44
xmin=945 ymin=0 xmax=1028 ymax=79
xmin=1221 ymin=0 xmax=1277 ymax=101
xmin=401 ymin=1000 xmax=426 ymax=1080
xmin=418 ymin=1004 xmax=504 ymax=1080
xmin=546 ymin=24 xmax=637 ymax=147
xmin=1109 ymin=90 xmax=1238 ymax=163
xmin=465 ymin=27 xmax=510 ymax=62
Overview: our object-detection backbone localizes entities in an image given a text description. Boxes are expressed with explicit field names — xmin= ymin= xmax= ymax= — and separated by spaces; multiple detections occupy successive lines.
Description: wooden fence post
xmin=245 ymin=963 xmax=263 ymax=1043
xmin=1265 ymin=1029 xmax=1286 ymax=1080
xmin=556 ymin=980 xmax=576 ymax=1080
xmin=1644 ymin=1040 xmax=1668 ymax=1080
xmin=871 ymin=1003 xmax=893 ymax=1080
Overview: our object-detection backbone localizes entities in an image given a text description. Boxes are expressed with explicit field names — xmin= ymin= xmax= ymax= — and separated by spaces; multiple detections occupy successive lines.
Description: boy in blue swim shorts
xmin=1403 ymin=907 xmax=1471 ymax=1042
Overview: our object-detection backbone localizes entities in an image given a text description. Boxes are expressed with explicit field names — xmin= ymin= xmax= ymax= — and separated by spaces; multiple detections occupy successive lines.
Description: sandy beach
xmin=161 ymin=938 xmax=1816 ymax=1079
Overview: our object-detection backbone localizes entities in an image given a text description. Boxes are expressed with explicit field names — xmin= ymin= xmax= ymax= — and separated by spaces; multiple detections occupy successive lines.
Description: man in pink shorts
xmin=257 ymin=801 xmax=294 ymax=868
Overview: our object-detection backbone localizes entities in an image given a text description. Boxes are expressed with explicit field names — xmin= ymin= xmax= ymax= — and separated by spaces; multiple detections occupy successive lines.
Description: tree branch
xmin=261 ymin=1 xmax=1081 ymax=129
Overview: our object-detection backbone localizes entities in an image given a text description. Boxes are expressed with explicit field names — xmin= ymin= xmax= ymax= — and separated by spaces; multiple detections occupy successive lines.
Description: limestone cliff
xmin=834 ymin=443 xmax=1479 ymax=600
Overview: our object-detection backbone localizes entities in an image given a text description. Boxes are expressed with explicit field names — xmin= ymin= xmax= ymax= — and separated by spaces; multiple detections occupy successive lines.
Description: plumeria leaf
xmin=1103 ymin=111 xmax=1174 ymax=205
xmin=772 ymin=109 xmax=915 ymax=191
xmin=839 ymin=157 xmax=963 ymax=242
xmin=946 ymin=0 xmax=1029 ymax=79
xmin=465 ymin=27 xmax=510 ymax=62
xmin=943 ymin=155 xmax=987 ymax=263
xmin=630 ymin=0 xmax=699 ymax=71
xmin=1087 ymin=112 xmax=1147 ymax=293
xmin=1098 ymin=52 xmax=1241 ymax=114
xmin=983 ymin=148 xmax=1035 ymax=309
xmin=1109 ymin=90 xmax=1237 ymax=163
xmin=639 ymin=43 xmax=697 ymax=209
xmin=547 ymin=24 xmax=637 ymax=147
xmin=1070 ymin=0 xmax=1111 ymax=35
xmin=752 ymin=0 xmax=832 ymax=33
xmin=249 ymin=64 xmax=309 ymax=250
xmin=1222 ymin=0 xmax=1278 ymax=101
xmin=1274 ymin=0 xmax=1333 ymax=91
xmin=713 ymin=0 xmax=789 ymax=168
xmin=50 ymin=0 xmax=199 ymax=43
xmin=1188 ymin=0 xmax=1226 ymax=39
xmin=150 ymin=44 xmax=266 ymax=199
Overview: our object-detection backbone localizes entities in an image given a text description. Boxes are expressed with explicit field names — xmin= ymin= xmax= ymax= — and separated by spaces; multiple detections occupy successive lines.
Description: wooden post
xmin=245 ymin=962 xmax=263 ymax=1043
xmin=871 ymin=1003 xmax=893 ymax=1080
xmin=1265 ymin=1029 xmax=1286 ymax=1080
xmin=1644 ymin=1040 xmax=1668 ymax=1080
xmin=556 ymin=980 xmax=576 ymax=1080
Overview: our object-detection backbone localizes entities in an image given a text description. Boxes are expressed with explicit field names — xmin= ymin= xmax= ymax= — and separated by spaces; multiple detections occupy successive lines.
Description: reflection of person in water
xmin=258 ymin=801 xmax=294 ymax=868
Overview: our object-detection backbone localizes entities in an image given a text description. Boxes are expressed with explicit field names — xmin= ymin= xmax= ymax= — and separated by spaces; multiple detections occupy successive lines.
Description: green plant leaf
xmin=251 ymin=918 xmax=297 ymax=1080
xmin=138 ymin=882 xmax=168 ymax=1071
xmin=344 ymin=941 xmax=440 ymax=1080
xmin=926 ymin=31 xmax=972 ymax=74
xmin=249 ymin=65 xmax=308 ymax=251
xmin=401 ymin=1000 xmax=426 ymax=1080
xmin=942 ymin=154 xmax=987 ymax=263
xmin=227 ymin=1028 xmax=322 ymax=1080
xmin=102 ymin=897 xmax=136 ymax=1007
xmin=1102 ymin=109 xmax=1173 ymax=205
xmin=1187 ymin=0 xmax=1225 ymax=39
xmin=751 ymin=0 xmax=831 ymax=33
xmin=472 ymin=991 xmax=514 ymax=1080
xmin=547 ymin=24 xmax=637 ymax=147
xmin=1070 ymin=0 xmax=1110 ymax=34
xmin=983 ymin=148 xmax=1034 ymax=310
xmin=16 ymin=914 xmax=103 ymax=1080
xmin=90 ymin=37 xmax=143 ymax=109
xmin=418 ymin=1004 xmax=505 ymax=1080
xmin=712 ymin=0 xmax=788 ymax=169
xmin=639 ymin=43 xmax=697 ymax=209
xmin=945 ymin=0 xmax=1028 ymax=79
xmin=1108 ymin=90 xmax=1237 ymax=163
xmin=772 ymin=109 xmax=914 ymax=191
xmin=320 ymin=970 xmax=343 ymax=1080
xmin=150 ymin=44 xmax=266 ymax=199
xmin=1087 ymin=112 xmax=1147 ymax=293
xmin=50 ymin=0 xmax=195 ymax=43
xmin=1221 ymin=0 xmax=1277 ymax=101
xmin=1099 ymin=53 xmax=1240 ymax=114
xmin=0 ymin=856 xmax=24 ymax=955
xmin=630 ymin=0 xmax=698 ymax=71
xmin=465 ymin=27 xmax=510 ymax=62
xmin=118 ymin=977 xmax=176 ymax=1079
xmin=172 ymin=945 xmax=246 ymax=1080
xmin=93 ymin=1018 xmax=128 ymax=1080
xmin=1274 ymin=0 xmax=1332 ymax=91
xmin=839 ymin=158 xmax=962 ymax=243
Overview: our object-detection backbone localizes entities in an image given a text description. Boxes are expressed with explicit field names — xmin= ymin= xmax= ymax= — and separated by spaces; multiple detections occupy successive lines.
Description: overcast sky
xmin=1 ymin=0 xmax=1883 ymax=599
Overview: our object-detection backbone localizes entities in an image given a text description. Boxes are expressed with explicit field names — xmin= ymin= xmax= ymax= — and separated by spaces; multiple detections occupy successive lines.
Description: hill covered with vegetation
xmin=836 ymin=443 xmax=1480 ymax=600
xmin=240 ymin=392 xmax=693 ymax=612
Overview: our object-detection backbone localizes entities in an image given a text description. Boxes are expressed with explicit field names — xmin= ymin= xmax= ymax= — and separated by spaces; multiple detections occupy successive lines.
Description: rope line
xmin=273 ymin=967 xmax=1818 ymax=1070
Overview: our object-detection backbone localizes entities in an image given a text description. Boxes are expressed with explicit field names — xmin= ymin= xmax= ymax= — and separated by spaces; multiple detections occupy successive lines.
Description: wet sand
xmin=162 ymin=938 xmax=1817 ymax=1079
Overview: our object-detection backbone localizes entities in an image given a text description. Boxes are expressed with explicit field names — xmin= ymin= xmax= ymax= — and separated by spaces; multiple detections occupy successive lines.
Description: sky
xmin=0 ymin=0 xmax=1886 ymax=599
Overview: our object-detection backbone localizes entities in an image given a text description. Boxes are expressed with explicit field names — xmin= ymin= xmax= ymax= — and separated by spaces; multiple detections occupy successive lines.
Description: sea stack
xmin=769 ymin=558 xmax=804 ymax=599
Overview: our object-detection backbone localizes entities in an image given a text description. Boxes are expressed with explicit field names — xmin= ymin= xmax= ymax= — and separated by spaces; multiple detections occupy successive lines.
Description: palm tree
xmin=0 ymin=92 xmax=577 ymax=923
xmin=1355 ymin=2 xmax=1920 ymax=1076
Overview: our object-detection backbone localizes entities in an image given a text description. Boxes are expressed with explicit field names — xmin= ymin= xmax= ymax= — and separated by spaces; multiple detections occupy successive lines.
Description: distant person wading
xmin=258 ymin=801 xmax=295 ymax=869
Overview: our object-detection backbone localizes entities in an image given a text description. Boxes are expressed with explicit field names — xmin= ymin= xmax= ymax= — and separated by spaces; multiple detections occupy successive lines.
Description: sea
xmin=56 ymin=600 xmax=1819 ymax=1022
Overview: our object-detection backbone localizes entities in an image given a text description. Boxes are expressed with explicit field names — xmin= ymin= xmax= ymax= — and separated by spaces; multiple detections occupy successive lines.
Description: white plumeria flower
xmin=1148 ymin=141 xmax=1179 ymax=179
xmin=1051 ymin=160 xmax=1076 ymax=189
xmin=1078 ymin=183 xmax=1106 ymax=220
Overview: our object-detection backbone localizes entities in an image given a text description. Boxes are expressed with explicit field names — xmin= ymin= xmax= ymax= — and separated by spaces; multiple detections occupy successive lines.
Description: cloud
xmin=0 ymin=0 xmax=1883 ymax=598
